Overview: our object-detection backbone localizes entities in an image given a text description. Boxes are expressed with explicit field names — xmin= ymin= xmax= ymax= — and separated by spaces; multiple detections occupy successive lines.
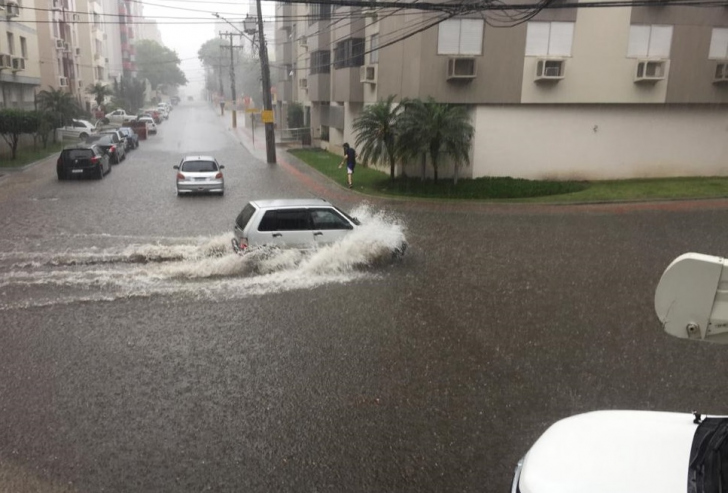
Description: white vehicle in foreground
xmin=513 ymin=253 xmax=728 ymax=493
xmin=231 ymin=199 xmax=407 ymax=256
xmin=511 ymin=410 xmax=721 ymax=493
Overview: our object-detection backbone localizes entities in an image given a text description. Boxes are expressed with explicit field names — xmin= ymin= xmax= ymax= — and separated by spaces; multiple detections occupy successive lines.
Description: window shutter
xmin=627 ymin=25 xmax=650 ymax=57
xmin=525 ymin=22 xmax=550 ymax=56
xmin=438 ymin=19 xmax=460 ymax=55
xmin=710 ymin=28 xmax=728 ymax=59
xmin=648 ymin=25 xmax=672 ymax=58
xmin=548 ymin=22 xmax=574 ymax=56
xmin=458 ymin=19 xmax=483 ymax=55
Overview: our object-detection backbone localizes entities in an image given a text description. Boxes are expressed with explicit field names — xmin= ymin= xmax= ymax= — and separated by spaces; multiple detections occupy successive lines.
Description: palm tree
xmin=85 ymin=82 xmax=113 ymax=109
xmin=352 ymin=95 xmax=401 ymax=180
xmin=36 ymin=87 xmax=82 ymax=142
xmin=397 ymin=97 xmax=474 ymax=184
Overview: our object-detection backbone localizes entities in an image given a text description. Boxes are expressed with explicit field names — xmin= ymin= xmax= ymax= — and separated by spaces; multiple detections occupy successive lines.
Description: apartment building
xmin=276 ymin=1 xmax=728 ymax=180
xmin=0 ymin=0 xmax=42 ymax=109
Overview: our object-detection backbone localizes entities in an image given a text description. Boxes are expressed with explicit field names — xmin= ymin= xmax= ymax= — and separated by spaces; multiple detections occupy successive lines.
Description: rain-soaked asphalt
xmin=2 ymin=102 xmax=728 ymax=492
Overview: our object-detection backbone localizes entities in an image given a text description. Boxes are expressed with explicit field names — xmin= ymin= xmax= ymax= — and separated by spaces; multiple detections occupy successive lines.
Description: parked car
xmin=117 ymin=127 xmax=139 ymax=150
xmin=231 ymin=199 xmax=373 ymax=254
xmin=136 ymin=116 xmax=157 ymax=135
xmin=58 ymin=119 xmax=98 ymax=140
xmin=510 ymin=410 xmax=728 ymax=493
xmin=85 ymin=133 xmax=126 ymax=164
xmin=174 ymin=156 xmax=224 ymax=196
xmin=56 ymin=144 xmax=111 ymax=180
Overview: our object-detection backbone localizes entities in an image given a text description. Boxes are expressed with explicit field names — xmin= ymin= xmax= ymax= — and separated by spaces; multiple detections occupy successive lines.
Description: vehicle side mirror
xmin=173 ymin=165 xmax=179 ymax=169
xmin=655 ymin=253 xmax=728 ymax=344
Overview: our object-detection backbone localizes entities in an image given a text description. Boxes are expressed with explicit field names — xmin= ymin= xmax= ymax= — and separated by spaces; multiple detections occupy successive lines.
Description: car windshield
xmin=181 ymin=160 xmax=217 ymax=172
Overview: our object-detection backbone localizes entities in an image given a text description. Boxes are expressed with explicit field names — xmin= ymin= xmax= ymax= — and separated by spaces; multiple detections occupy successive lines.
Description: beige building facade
xmin=0 ymin=0 xmax=42 ymax=109
xmin=276 ymin=0 xmax=728 ymax=180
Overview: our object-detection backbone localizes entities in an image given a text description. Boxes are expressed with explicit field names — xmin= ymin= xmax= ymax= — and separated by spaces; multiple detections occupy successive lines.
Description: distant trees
xmin=352 ymin=96 xmax=475 ymax=183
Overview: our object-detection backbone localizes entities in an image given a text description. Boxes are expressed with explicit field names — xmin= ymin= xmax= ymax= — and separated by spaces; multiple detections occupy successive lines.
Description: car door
xmin=310 ymin=208 xmax=355 ymax=246
xmin=255 ymin=209 xmax=314 ymax=249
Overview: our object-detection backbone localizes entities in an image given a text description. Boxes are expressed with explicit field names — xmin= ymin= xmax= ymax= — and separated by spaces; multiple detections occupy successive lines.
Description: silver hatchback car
xmin=174 ymin=156 xmax=225 ymax=195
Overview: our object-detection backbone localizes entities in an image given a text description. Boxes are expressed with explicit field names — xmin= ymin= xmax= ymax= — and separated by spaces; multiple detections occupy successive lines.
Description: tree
xmin=0 ymin=109 xmax=40 ymax=159
xmin=135 ymin=40 xmax=188 ymax=89
xmin=353 ymin=95 xmax=401 ymax=180
xmin=36 ymin=87 xmax=82 ymax=143
xmin=85 ymin=82 xmax=113 ymax=108
xmin=397 ymin=98 xmax=474 ymax=184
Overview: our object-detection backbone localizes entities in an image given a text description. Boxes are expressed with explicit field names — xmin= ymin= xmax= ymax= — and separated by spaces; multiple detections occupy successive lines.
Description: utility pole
xmin=244 ymin=5 xmax=276 ymax=164
xmin=220 ymin=31 xmax=245 ymax=128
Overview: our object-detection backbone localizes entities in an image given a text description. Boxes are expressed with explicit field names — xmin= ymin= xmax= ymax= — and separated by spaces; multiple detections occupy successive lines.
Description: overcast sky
xmin=140 ymin=0 xmax=276 ymax=97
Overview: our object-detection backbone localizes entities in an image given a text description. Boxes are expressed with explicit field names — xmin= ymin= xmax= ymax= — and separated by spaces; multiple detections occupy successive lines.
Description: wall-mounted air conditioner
xmin=0 ymin=53 xmax=11 ymax=69
xmin=6 ymin=1 xmax=20 ymax=17
xmin=535 ymin=58 xmax=565 ymax=82
xmin=714 ymin=62 xmax=728 ymax=84
xmin=634 ymin=59 xmax=666 ymax=83
xmin=299 ymin=78 xmax=308 ymax=89
xmin=59 ymin=76 xmax=68 ymax=87
xmin=11 ymin=56 xmax=25 ymax=71
xmin=446 ymin=57 xmax=476 ymax=81
xmin=360 ymin=64 xmax=377 ymax=84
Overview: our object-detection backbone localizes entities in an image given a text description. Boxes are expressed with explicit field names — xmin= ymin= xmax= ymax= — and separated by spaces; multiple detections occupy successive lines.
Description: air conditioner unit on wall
xmin=0 ymin=53 xmax=11 ymax=69
xmin=11 ymin=56 xmax=25 ymax=71
xmin=714 ymin=62 xmax=728 ymax=84
xmin=359 ymin=64 xmax=377 ymax=84
xmin=299 ymin=78 xmax=308 ymax=89
xmin=535 ymin=58 xmax=565 ymax=82
xmin=59 ymin=76 xmax=68 ymax=87
xmin=634 ymin=59 xmax=667 ymax=83
xmin=446 ymin=57 xmax=476 ymax=81
xmin=6 ymin=1 xmax=20 ymax=17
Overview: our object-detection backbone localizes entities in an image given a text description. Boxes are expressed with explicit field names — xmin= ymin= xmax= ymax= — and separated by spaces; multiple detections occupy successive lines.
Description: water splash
xmin=0 ymin=204 xmax=407 ymax=310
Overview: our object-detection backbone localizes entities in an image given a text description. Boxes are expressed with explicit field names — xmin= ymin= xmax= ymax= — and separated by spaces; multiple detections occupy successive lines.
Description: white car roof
xmin=520 ymin=410 xmax=697 ymax=493
xmin=251 ymin=198 xmax=332 ymax=209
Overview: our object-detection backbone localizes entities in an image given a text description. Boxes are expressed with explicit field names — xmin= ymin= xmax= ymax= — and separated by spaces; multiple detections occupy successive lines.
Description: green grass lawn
xmin=0 ymin=142 xmax=64 ymax=169
xmin=289 ymin=148 xmax=728 ymax=203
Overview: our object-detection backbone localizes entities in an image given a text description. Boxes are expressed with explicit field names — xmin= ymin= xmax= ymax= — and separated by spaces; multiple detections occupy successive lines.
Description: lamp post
xmin=244 ymin=12 xmax=276 ymax=164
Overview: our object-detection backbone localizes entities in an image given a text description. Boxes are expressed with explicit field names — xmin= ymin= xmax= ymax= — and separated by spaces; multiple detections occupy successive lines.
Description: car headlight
xmin=510 ymin=457 xmax=524 ymax=493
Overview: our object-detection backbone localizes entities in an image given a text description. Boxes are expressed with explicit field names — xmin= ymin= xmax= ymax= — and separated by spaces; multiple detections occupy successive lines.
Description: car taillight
xmin=215 ymin=172 xmax=223 ymax=179
xmin=177 ymin=172 xmax=185 ymax=180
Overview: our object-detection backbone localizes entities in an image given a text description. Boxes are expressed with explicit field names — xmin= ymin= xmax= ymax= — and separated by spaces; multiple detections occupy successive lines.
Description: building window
xmin=310 ymin=50 xmax=330 ymax=74
xmin=309 ymin=3 xmax=331 ymax=24
xmin=437 ymin=19 xmax=484 ymax=55
xmin=370 ymin=33 xmax=379 ymax=63
xmin=627 ymin=25 xmax=672 ymax=58
xmin=6 ymin=33 xmax=14 ymax=55
xmin=20 ymin=37 xmax=27 ymax=58
xmin=525 ymin=21 xmax=574 ymax=57
xmin=334 ymin=38 xmax=365 ymax=69
xmin=709 ymin=28 xmax=728 ymax=59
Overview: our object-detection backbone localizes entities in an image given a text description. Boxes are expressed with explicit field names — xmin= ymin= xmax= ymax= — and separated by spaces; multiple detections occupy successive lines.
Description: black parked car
xmin=118 ymin=127 xmax=139 ymax=150
xmin=57 ymin=144 xmax=111 ymax=180
xmin=85 ymin=133 xmax=125 ymax=164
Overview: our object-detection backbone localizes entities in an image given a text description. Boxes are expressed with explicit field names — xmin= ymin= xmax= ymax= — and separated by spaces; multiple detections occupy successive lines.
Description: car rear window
xmin=181 ymin=161 xmax=218 ymax=172
xmin=64 ymin=149 xmax=94 ymax=159
xmin=235 ymin=203 xmax=257 ymax=230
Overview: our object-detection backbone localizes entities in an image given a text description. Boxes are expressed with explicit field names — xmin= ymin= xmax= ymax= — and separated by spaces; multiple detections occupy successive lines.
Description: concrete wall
xmin=472 ymin=104 xmax=728 ymax=180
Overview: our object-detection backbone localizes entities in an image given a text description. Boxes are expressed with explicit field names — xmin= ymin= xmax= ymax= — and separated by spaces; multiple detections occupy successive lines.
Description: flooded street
xmin=2 ymin=102 xmax=728 ymax=492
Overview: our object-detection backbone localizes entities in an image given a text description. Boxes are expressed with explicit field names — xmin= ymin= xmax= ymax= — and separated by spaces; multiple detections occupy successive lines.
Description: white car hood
xmin=519 ymin=411 xmax=696 ymax=493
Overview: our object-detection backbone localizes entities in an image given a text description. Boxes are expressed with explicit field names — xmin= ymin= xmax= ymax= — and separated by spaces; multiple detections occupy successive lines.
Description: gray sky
xmin=140 ymin=0 xmax=276 ymax=97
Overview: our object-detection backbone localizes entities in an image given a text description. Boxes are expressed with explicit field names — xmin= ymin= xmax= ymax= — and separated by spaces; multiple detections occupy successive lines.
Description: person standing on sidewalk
xmin=338 ymin=143 xmax=356 ymax=189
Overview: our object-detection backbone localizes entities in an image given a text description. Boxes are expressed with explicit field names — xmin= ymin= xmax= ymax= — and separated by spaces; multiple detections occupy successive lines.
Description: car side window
xmin=311 ymin=209 xmax=353 ymax=230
